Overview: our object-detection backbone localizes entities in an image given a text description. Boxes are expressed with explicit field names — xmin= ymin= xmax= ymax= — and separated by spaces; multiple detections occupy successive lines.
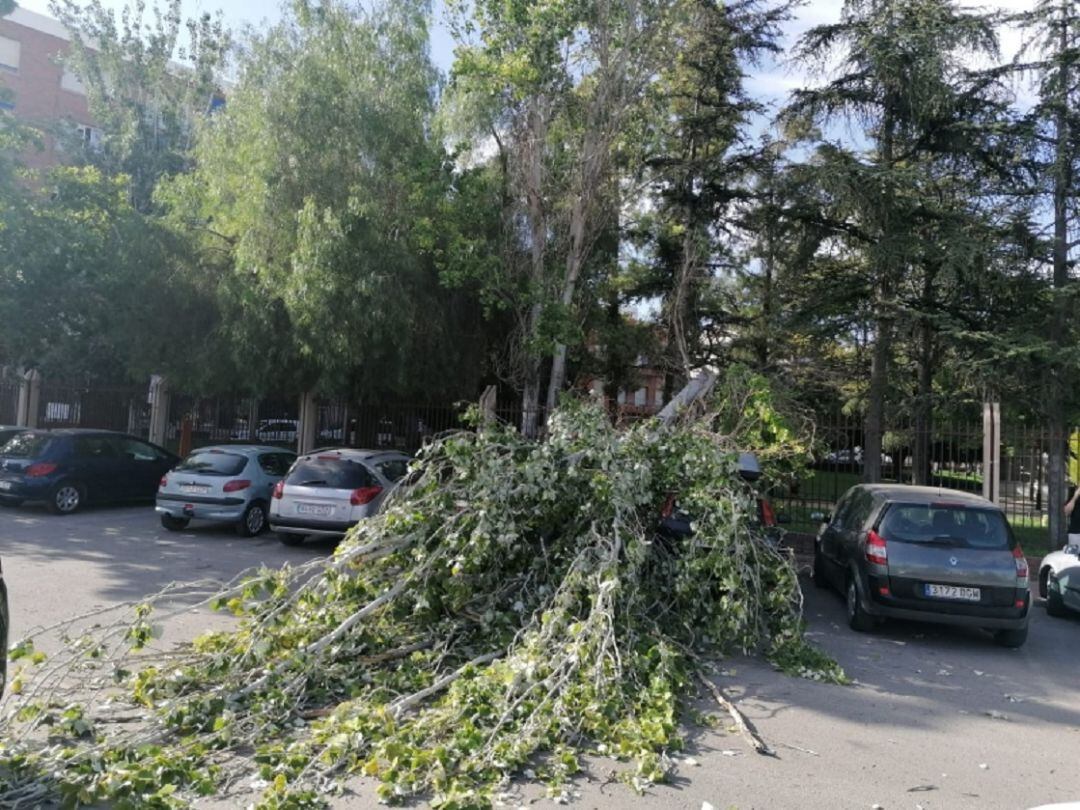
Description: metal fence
xmin=772 ymin=413 xmax=1070 ymax=552
xmin=5 ymin=376 xmax=1072 ymax=549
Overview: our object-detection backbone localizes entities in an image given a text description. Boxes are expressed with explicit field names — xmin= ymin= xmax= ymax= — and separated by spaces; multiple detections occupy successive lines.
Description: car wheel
xmin=237 ymin=502 xmax=268 ymax=537
xmin=1039 ymin=567 xmax=1050 ymax=599
xmin=846 ymin=575 xmax=874 ymax=632
xmin=813 ymin=548 xmax=830 ymax=589
xmin=48 ymin=481 xmax=84 ymax=515
xmin=1047 ymin=574 xmax=1068 ymax=618
xmin=160 ymin=513 xmax=190 ymax=531
xmin=277 ymin=532 xmax=304 ymax=547
xmin=994 ymin=626 xmax=1028 ymax=648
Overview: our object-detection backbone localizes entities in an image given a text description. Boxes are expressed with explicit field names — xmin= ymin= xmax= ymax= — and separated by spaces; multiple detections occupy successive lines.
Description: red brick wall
xmin=0 ymin=14 xmax=94 ymax=172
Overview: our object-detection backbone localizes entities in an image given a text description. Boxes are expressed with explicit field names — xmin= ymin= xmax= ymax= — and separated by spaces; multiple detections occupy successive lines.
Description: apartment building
xmin=0 ymin=6 xmax=99 ymax=172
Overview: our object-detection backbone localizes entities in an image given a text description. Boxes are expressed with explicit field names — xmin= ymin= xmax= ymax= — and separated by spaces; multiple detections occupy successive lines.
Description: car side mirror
xmin=776 ymin=513 xmax=792 ymax=525
xmin=810 ymin=511 xmax=830 ymax=523
xmin=1068 ymin=544 xmax=1080 ymax=556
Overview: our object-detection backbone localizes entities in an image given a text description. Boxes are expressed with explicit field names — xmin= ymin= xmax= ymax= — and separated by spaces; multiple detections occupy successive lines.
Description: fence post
xmin=15 ymin=368 xmax=41 ymax=428
xmin=148 ymin=375 xmax=170 ymax=447
xmin=247 ymin=398 xmax=260 ymax=442
xmin=298 ymin=391 xmax=318 ymax=454
xmin=479 ymin=385 xmax=497 ymax=424
xmin=982 ymin=400 xmax=1000 ymax=504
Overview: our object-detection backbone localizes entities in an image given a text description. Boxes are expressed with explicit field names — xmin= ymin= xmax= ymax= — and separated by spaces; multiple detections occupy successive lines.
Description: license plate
xmin=297 ymin=503 xmax=333 ymax=517
xmin=180 ymin=484 xmax=210 ymax=495
xmin=925 ymin=583 xmax=981 ymax=601
xmin=0 ymin=481 xmax=10 ymax=491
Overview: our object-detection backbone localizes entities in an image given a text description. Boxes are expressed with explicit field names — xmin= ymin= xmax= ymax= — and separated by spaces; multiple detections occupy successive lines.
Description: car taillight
xmin=223 ymin=479 xmax=251 ymax=493
xmin=865 ymin=529 xmax=888 ymax=566
xmin=350 ymin=486 xmax=383 ymax=506
xmin=661 ymin=494 xmax=676 ymax=519
xmin=159 ymin=475 xmax=168 ymax=489
xmin=272 ymin=480 xmax=285 ymax=499
xmin=759 ymin=498 xmax=777 ymax=527
xmin=26 ymin=463 xmax=57 ymax=477
xmin=1012 ymin=545 xmax=1028 ymax=582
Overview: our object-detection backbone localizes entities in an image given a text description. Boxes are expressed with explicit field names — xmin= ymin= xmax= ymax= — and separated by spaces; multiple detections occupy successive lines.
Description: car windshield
xmin=286 ymin=458 xmax=374 ymax=489
xmin=879 ymin=503 xmax=1011 ymax=550
xmin=175 ymin=451 xmax=247 ymax=476
xmin=0 ymin=433 xmax=52 ymax=459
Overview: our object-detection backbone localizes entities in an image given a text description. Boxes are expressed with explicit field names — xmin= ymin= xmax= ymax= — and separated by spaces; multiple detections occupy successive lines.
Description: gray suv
xmin=813 ymin=485 xmax=1029 ymax=647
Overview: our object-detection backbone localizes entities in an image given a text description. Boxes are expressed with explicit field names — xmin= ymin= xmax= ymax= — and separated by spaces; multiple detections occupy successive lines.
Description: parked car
xmin=824 ymin=447 xmax=893 ymax=467
xmin=812 ymin=484 xmax=1030 ymax=647
xmin=1038 ymin=544 xmax=1080 ymax=617
xmin=156 ymin=445 xmax=296 ymax=536
xmin=230 ymin=419 xmax=343 ymax=444
xmin=0 ymin=556 xmax=7 ymax=695
xmin=269 ymin=448 xmax=411 ymax=545
xmin=658 ymin=452 xmax=787 ymax=540
xmin=0 ymin=426 xmax=26 ymax=447
xmin=0 ymin=429 xmax=178 ymax=514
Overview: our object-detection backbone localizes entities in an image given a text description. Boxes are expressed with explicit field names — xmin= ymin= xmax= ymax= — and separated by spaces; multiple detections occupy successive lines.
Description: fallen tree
xmin=0 ymin=368 xmax=843 ymax=809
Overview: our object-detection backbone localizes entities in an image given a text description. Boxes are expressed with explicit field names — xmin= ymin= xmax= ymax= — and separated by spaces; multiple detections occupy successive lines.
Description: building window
xmin=0 ymin=36 xmax=19 ymax=73
xmin=616 ymin=390 xmax=626 ymax=405
xmin=634 ymin=388 xmax=647 ymax=407
xmin=61 ymin=67 xmax=86 ymax=95
xmin=76 ymin=124 xmax=103 ymax=150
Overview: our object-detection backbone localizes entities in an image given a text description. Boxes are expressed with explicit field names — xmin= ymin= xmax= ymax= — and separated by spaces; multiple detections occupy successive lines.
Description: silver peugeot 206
xmin=269 ymin=448 xmax=411 ymax=546
xmin=156 ymin=445 xmax=296 ymax=536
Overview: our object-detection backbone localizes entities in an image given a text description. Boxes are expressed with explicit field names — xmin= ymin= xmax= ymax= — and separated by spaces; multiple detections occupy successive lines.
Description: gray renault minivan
xmin=813 ymin=484 xmax=1030 ymax=647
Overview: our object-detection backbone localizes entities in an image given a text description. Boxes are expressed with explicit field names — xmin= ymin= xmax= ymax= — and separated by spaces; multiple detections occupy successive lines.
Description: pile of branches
xmin=0 ymin=370 xmax=842 ymax=809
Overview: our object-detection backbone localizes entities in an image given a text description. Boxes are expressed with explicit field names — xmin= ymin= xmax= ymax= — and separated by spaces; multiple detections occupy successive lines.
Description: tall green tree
xmin=1010 ymin=0 xmax=1080 ymax=548
xmin=164 ymin=0 xmax=494 ymax=401
xmin=783 ymin=0 xmax=1000 ymax=482
xmin=49 ymin=0 xmax=230 ymax=213
xmin=630 ymin=0 xmax=793 ymax=397
xmin=448 ymin=0 xmax=684 ymax=432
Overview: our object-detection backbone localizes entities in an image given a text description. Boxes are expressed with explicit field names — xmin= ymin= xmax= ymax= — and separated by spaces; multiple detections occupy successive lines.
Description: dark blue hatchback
xmin=0 ymin=430 xmax=178 ymax=514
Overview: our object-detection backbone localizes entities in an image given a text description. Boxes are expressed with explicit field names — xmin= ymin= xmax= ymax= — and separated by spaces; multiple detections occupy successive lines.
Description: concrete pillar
xmin=148 ymin=375 xmax=169 ymax=447
xmin=15 ymin=368 xmax=41 ymax=428
xmin=982 ymin=401 xmax=1001 ymax=504
xmin=247 ymin=398 xmax=260 ymax=442
xmin=298 ymin=391 xmax=318 ymax=455
xmin=479 ymin=385 xmax=497 ymax=425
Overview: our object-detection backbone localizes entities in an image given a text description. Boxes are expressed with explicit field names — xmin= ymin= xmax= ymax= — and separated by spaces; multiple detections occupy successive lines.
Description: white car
xmin=268 ymin=448 xmax=411 ymax=545
xmin=1038 ymin=544 xmax=1080 ymax=617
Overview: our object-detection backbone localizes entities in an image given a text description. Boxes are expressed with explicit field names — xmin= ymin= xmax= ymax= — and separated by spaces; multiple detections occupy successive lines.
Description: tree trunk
xmin=912 ymin=326 xmax=933 ymax=486
xmin=863 ymin=312 xmax=890 ymax=484
xmin=912 ymin=260 xmax=938 ymax=486
xmin=522 ymin=97 xmax=549 ymax=435
xmin=1047 ymin=6 xmax=1072 ymax=551
xmin=545 ymin=129 xmax=598 ymax=413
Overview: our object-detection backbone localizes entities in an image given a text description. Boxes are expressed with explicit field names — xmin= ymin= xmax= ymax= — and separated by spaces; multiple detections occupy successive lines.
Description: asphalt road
xmin=0 ymin=502 xmax=333 ymax=653
xmin=2 ymin=503 xmax=1079 ymax=810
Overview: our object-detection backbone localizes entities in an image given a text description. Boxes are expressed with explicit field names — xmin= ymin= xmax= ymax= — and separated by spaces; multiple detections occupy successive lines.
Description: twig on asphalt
xmin=695 ymin=670 xmax=776 ymax=757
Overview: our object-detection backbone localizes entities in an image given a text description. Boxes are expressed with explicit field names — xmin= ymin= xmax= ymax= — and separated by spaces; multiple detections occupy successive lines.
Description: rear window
xmin=175 ymin=451 xmax=247 ymax=476
xmin=286 ymin=458 xmax=374 ymax=489
xmin=1 ymin=433 xmax=52 ymax=458
xmin=376 ymin=459 xmax=409 ymax=483
xmin=879 ymin=504 xmax=1011 ymax=550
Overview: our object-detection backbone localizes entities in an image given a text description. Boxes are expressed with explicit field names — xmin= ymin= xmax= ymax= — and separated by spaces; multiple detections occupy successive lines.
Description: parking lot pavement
xmin=547 ymin=584 xmax=1080 ymax=810
xmin=4 ymin=505 xmax=1079 ymax=809
xmin=0 ymin=502 xmax=334 ymax=653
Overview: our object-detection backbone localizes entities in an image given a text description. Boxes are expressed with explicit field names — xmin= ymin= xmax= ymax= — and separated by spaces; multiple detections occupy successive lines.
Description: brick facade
xmin=0 ymin=7 xmax=96 ymax=172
